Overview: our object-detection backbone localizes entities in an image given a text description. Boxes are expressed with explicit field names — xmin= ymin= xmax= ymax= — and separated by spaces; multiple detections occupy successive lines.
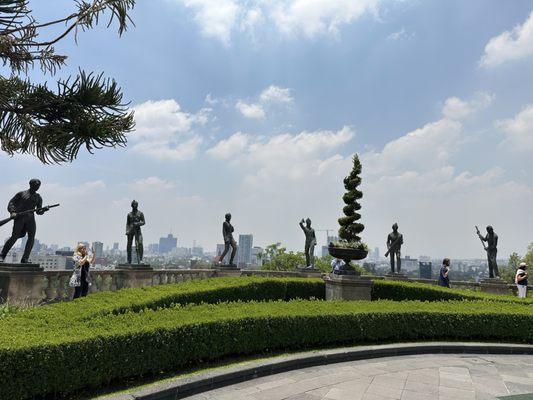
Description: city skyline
xmin=1 ymin=1 xmax=532 ymax=259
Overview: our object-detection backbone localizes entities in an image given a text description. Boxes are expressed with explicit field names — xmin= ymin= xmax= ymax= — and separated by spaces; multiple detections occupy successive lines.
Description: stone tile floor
xmin=183 ymin=354 xmax=533 ymax=400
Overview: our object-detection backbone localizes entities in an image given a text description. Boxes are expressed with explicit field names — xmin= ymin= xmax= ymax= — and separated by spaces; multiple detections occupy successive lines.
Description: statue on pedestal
xmin=476 ymin=225 xmax=499 ymax=278
xmin=126 ymin=200 xmax=145 ymax=264
xmin=0 ymin=179 xmax=50 ymax=263
xmin=299 ymin=218 xmax=317 ymax=268
xmin=385 ymin=223 xmax=403 ymax=273
xmin=218 ymin=213 xmax=237 ymax=266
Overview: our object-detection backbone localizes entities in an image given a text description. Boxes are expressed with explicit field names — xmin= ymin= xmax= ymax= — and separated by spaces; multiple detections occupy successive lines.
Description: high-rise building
xmin=251 ymin=246 xmax=263 ymax=266
xmin=148 ymin=243 xmax=159 ymax=254
xmin=238 ymin=234 xmax=253 ymax=268
xmin=419 ymin=261 xmax=432 ymax=279
xmin=92 ymin=241 xmax=104 ymax=258
xmin=113 ymin=242 xmax=119 ymax=251
xmin=159 ymin=234 xmax=177 ymax=254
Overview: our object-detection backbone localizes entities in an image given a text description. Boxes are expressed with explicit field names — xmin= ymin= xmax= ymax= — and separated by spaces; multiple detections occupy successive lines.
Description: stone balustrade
xmin=0 ymin=266 xmax=527 ymax=305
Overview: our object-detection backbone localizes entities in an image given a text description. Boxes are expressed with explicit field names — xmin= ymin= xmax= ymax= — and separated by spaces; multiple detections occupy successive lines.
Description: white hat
xmin=520 ymin=262 xmax=528 ymax=267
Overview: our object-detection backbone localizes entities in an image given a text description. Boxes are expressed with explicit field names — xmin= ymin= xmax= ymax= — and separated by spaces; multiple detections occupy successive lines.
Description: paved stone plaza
xmin=184 ymin=354 xmax=533 ymax=400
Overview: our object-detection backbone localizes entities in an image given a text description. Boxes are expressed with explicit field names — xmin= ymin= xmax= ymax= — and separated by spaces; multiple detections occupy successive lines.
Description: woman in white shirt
xmin=71 ymin=243 xmax=94 ymax=299
xmin=515 ymin=262 xmax=528 ymax=299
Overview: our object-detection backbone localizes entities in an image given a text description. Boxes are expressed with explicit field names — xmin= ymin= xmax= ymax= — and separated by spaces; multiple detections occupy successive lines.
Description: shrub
xmin=1 ymin=299 xmax=533 ymax=399
xmin=371 ymin=280 xmax=531 ymax=304
xmin=10 ymin=277 xmax=323 ymax=325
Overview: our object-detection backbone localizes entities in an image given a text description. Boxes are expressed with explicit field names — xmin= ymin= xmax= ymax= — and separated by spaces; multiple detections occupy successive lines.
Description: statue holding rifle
xmin=385 ymin=223 xmax=403 ymax=273
xmin=0 ymin=179 xmax=59 ymax=264
xmin=476 ymin=225 xmax=499 ymax=278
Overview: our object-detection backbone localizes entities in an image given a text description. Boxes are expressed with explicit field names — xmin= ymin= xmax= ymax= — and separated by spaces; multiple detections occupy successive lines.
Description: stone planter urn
xmin=328 ymin=246 xmax=368 ymax=275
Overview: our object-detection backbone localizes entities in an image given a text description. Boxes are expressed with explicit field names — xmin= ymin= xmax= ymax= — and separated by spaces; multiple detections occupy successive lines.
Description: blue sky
xmin=2 ymin=0 xmax=533 ymax=259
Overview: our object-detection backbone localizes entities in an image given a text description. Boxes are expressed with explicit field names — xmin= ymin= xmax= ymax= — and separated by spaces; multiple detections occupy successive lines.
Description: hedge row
xmin=372 ymin=280 xmax=531 ymax=304
xmin=1 ymin=299 xmax=533 ymax=399
xmin=3 ymin=276 xmax=324 ymax=325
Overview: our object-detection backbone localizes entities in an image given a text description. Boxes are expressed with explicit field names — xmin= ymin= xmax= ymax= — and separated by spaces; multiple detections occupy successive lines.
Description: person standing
xmin=438 ymin=258 xmax=451 ymax=288
xmin=0 ymin=179 xmax=49 ymax=263
xmin=71 ymin=243 xmax=94 ymax=299
xmin=515 ymin=262 xmax=528 ymax=299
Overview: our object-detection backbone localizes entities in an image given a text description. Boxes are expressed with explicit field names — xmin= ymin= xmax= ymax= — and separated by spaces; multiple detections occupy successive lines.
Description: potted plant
xmin=328 ymin=154 xmax=369 ymax=274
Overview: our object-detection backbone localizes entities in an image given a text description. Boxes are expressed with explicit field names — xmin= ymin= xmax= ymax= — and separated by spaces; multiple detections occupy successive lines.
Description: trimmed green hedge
xmin=3 ymin=276 xmax=324 ymax=325
xmin=372 ymin=280 xmax=530 ymax=304
xmin=1 ymin=299 xmax=533 ymax=399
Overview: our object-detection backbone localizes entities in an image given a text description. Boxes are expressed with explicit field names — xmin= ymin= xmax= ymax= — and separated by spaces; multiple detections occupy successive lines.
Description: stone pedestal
xmin=325 ymin=274 xmax=373 ymax=301
xmin=480 ymin=277 xmax=510 ymax=295
xmin=384 ymin=272 xmax=408 ymax=281
xmin=215 ymin=264 xmax=240 ymax=270
xmin=0 ymin=263 xmax=44 ymax=304
xmin=117 ymin=263 xmax=153 ymax=271
xmin=297 ymin=266 xmax=321 ymax=276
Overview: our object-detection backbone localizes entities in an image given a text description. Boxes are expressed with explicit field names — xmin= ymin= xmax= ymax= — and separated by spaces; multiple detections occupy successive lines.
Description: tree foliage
xmin=0 ymin=0 xmax=135 ymax=163
xmin=338 ymin=154 xmax=365 ymax=243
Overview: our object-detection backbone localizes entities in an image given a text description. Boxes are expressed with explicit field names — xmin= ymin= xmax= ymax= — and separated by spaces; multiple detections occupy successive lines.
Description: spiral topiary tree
xmin=338 ymin=155 xmax=365 ymax=244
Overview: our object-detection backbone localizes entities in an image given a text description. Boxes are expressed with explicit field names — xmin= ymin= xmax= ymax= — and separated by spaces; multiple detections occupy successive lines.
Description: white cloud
xmin=441 ymin=92 xmax=494 ymax=120
xmin=235 ymin=85 xmax=293 ymax=119
xmin=132 ymin=136 xmax=203 ymax=161
xmin=259 ymin=85 xmax=294 ymax=104
xmin=179 ymin=0 xmax=380 ymax=44
xmin=207 ymin=126 xmax=355 ymax=183
xmin=130 ymin=99 xmax=209 ymax=161
xmin=182 ymin=0 xmax=240 ymax=46
xmin=480 ymin=11 xmax=533 ymax=68
xmin=497 ymin=104 xmax=533 ymax=151
xmin=235 ymin=100 xmax=265 ymax=119
xmin=271 ymin=0 xmax=379 ymax=38
xmin=129 ymin=177 xmax=176 ymax=192
xmin=207 ymin=132 xmax=249 ymax=159
xmin=387 ymin=28 xmax=414 ymax=41
xmin=363 ymin=118 xmax=463 ymax=176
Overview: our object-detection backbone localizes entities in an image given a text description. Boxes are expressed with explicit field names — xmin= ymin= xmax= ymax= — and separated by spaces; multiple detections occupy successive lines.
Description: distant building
xmin=322 ymin=246 xmax=330 ymax=257
xmin=400 ymin=256 xmax=418 ymax=271
xmin=174 ymin=247 xmax=191 ymax=257
xmin=113 ymin=242 xmax=119 ymax=251
xmin=33 ymin=251 xmax=75 ymax=270
xmin=159 ymin=234 xmax=177 ymax=254
xmin=148 ymin=243 xmax=159 ymax=254
xmin=238 ymin=234 xmax=253 ymax=268
xmin=251 ymin=246 xmax=263 ymax=266
xmin=373 ymin=247 xmax=380 ymax=260
xmin=191 ymin=246 xmax=204 ymax=257
xmin=419 ymin=261 xmax=432 ymax=279
xmin=92 ymin=241 xmax=104 ymax=258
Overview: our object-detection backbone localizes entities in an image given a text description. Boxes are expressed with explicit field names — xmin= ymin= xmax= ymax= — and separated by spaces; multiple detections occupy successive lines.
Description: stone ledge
xmin=99 ymin=342 xmax=533 ymax=400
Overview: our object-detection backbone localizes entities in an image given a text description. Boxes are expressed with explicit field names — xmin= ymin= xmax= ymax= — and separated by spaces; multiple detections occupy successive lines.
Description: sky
xmin=1 ymin=0 xmax=533 ymax=259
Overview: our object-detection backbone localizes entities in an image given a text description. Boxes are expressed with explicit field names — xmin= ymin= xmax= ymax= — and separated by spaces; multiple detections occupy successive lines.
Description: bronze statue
xmin=0 ymin=179 xmax=50 ymax=263
xmin=476 ymin=225 xmax=499 ymax=278
xmin=218 ymin=213 xmax=237 ymax=266
xmin=385 ymin=223 xmax=403 ymax=273
xmin=126 ymin=200 xmax=145 ymax=264
xmin=299 ymin=218 xmax=317 ymax=268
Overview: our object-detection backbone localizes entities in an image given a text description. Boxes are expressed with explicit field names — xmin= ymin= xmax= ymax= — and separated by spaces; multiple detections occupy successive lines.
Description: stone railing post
xmin=0 ymin=264 xmax=45 ymax=305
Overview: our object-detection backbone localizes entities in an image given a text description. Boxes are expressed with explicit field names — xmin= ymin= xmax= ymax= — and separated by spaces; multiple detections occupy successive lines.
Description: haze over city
xmin=1 ymin=0 xmax=533 ymax=259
